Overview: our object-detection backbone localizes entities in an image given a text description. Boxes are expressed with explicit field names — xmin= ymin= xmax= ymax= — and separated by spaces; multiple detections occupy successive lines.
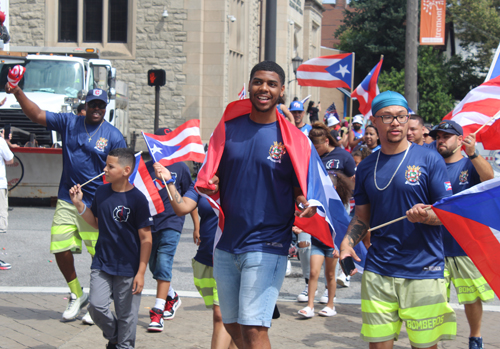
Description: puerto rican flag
xmin=195 ymin=99 xmax=366 ymax=270
xmin=297 ymin=53 xmax=353 ymax=89
xmin=485 ymin=42 xmax=500 ymax=82
xmin=238 ymin=84 xmax=246 ymax=100
xmin=351 ymin=58 xmax=383 ymax=121
xmin=143 ymin=119 xmax=205 ymax=166
xmin=443 ymin=75 xmax=500 ymax=150
xmin=432 ymin=177 xmax=500 ymax=297
xmin=129 ymin=153 xmax=165 ymax=216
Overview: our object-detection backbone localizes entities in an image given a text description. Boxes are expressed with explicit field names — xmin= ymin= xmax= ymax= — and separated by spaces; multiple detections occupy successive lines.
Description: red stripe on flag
xmin=297 ymin=78 xmax=350 ymax=89
xmin=294 ymin=207 xmax=334 ymax=248
xmin=433 ymin=207 xmax=500 ymax=298
xmin=137 ymin=157 xmax=165 ymax=214
xmin=297 ymin=65 xmax=330 ymax=73
xmin=159 ymin=152 xmax=205 ymax=166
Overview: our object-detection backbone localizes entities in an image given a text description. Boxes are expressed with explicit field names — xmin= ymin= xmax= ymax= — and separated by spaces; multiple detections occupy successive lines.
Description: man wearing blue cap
xmin=339 ymin=91 xmax=457 ymax=348
xmin=6 ymin=84 xmax=126 ymax=322
xmin=432 ymin=120 xmax=494 ymax=349
xmin=289 ymin=100 xmax=312 ymax=136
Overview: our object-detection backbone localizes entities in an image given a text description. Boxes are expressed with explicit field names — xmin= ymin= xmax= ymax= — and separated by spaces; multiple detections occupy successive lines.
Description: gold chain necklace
xmin=84 ymin=120 xmax=104 ymax=142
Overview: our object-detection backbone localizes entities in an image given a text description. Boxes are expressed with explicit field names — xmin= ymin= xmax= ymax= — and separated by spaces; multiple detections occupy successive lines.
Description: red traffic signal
xmin=147 ymin=69 xmax=166 ymax=87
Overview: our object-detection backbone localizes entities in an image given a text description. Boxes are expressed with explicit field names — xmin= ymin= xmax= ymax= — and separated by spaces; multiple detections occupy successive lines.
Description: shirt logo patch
xmin=268 ymin=141 xmax=287 ymax=163
xmin=404 ymin=165 xmax=421 ymax=186
xmin=459 ymin=170 xmax=469 ymax=185
xmin=444 ymin=181 xmax=452 ymax=191
xmin=326 ymin=159 xmax=340 ymax=170
xmin=113 ymin=205 xmax=130 ymax=222
xmin=94 ymin=137 xmax=108 ymax=152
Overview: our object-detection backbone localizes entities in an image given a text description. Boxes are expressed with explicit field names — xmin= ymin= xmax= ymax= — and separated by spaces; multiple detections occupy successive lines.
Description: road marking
xmin=1 ymin=286 xmax=499 ymax=312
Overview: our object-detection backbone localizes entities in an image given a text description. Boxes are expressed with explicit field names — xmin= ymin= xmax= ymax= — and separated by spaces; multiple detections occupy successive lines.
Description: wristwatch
xmin=468 ymin=149 xmax=479 ymax=160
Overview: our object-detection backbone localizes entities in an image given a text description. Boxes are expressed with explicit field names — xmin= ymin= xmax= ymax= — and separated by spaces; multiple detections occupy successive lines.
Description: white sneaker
xmin=337 ymin=271 xmax=351 ymax=287
xmin=62 ymin=292 xmax=88 ymax=321
xmin=297 ymin=285 xmax=317 ymax=302
xmin=82 ymin=310 xmax=94 ymax=325
xmin=285 ymin=259 xmax=292 ymax=276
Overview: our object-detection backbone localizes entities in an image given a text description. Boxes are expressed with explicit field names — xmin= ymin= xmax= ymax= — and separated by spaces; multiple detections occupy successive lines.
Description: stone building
xmin=8 ymin=0 xmax=325 ymax=145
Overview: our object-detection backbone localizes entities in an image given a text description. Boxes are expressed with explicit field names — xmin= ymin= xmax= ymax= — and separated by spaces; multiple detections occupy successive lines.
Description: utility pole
xmin=264 ymin=0 xmax=277 ymax=61
xmin=405 ymin=0 xmax=418 ymax=111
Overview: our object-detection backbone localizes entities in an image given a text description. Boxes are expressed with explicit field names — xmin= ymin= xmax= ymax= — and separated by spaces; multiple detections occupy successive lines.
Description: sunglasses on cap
xmin=432 ymin=121 xmax=460 ymax=134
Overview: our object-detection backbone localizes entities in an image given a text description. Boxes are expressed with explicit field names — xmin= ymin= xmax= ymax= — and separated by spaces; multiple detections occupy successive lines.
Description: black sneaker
xmin=163 ymin=292 xmax=182 ymax=320
xmin=106 ymin=341 xmax=117 ymax=349
xmin=469 ymin=337 xmax=483 ymax=349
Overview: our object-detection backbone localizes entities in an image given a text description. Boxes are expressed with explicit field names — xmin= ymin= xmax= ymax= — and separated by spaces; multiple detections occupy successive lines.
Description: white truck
xmin=0 ymin=47 xmax=129 ymax=201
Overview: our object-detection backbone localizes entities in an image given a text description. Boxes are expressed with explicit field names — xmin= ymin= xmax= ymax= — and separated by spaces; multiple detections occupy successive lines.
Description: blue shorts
xmin=149 ymin=229 xmax=181 ymax=282
xmin=311 ymin=244 xmax=335 ymax=258
xmin=213 ymin=249 xmax=287 ymax=328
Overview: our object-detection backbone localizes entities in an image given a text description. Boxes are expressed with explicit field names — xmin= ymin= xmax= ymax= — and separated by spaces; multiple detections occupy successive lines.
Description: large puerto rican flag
xmin=485 ymin=42 xmax=500 ymax=82
xmin=129 ymin=153 xmax=165 ymax=216
xmin=432 ymin=177 xmax=500 ymax=297
xmin=297 ymin=53 xmax=353 ymax=89
xmin=443 ymin=75 xmax=500 ymax=150
xmin=143 ymin=119 xmax=205 ymax=166
xmin=351 ymin=57 xmax=383 ymax=120
xmin=194 ymin=99 xmax=367 ymax=270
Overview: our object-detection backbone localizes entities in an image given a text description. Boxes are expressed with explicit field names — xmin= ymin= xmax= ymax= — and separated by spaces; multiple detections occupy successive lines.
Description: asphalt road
xmin=1 ymin=206 xmax=498 ymax=307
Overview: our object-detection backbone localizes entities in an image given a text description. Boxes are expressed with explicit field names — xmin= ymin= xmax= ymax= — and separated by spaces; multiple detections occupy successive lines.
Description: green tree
xmin=447 ymin=0 xmax=500 ymax=69
xmin=335 ymin=0 xmax=407 ymax=78
xmin=379 ymin=47 xmax=455 ymax=124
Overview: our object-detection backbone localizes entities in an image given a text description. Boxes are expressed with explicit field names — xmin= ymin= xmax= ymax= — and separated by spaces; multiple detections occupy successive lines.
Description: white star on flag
xmin=150 ymin=144 xmax=162 ymax=156
xmin=336 ymin=64 xmax=350 ymax=78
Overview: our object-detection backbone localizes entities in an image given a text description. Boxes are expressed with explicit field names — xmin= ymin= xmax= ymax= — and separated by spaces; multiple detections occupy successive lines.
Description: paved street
xmin=0 ymin=206 xmax=499 ymax=348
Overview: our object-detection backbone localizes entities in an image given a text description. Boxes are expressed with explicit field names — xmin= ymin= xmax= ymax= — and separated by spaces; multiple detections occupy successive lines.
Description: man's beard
xmin=438 ymin=147 xmax=454 ymax=159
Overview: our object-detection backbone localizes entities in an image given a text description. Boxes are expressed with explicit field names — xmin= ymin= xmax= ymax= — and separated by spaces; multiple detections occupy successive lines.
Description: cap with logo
xmin=86 ymin=89 xmax=108 ymax=104
xmin=429 ymin=120 xmax=463 ymax=138
xmin=353 ymin=114 xmax=364 ymax=125
xmin=289 ymin=101 xmax=304 ymax=112
xmin=154 ymin=127 xmax=173 ymax=136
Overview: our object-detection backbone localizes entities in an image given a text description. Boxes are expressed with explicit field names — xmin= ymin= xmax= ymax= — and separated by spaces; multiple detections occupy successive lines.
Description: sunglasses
xmin=432 ymin=122 xmax=460 ymax=134
xmin=88 ymin=100 xmax=107 ymax=109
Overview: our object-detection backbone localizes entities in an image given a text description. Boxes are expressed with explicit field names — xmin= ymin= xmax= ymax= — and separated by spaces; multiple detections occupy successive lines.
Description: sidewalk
xmin=0 ymin=292 xmax=499 ymax=349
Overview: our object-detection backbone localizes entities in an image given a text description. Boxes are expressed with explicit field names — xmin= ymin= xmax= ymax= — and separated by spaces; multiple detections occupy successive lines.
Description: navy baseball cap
xmin=429 ymin=120 xmax=463 ymax=138
xmin=154 ymin=127 xmax=172 ymax=136
xmin=86 ymin=89 xmax=108 ymax=104
xmin=289 ymin=101 xmax=304 ymax=112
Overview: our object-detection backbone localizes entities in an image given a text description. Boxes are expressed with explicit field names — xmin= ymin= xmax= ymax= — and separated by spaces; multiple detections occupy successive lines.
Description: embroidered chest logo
xmin=326 ymin=159 xmax=340 ymax=169
xmin=459 ymin=170 xmax=469 ymax=185
xmin=405 ymin=165 xmax=421 ymax=186
xmin=268 ymin=142 xmax=287 ymax=163
xmin=113 ymin=205 xmax=130 ymax=223
xmin=94 ymin=137 xmax=108 ymax=152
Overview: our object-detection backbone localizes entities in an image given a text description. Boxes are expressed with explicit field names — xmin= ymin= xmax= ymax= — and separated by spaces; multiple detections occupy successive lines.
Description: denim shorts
xmin=311 ymin=244 xmax=335 ymax=258
xmin=149 ymin=229 xmax=181 ymax=282
xmin=213 ymin=249 xmax=287 ymax=328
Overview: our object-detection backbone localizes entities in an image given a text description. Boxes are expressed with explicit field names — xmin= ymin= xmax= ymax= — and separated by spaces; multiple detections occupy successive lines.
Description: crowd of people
xmin=0 ymin=59 xmax=495 ymax=349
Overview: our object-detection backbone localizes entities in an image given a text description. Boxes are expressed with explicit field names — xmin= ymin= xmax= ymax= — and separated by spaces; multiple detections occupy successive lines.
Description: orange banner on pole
xmin=420 ymin=0 xmax=446 ymax=45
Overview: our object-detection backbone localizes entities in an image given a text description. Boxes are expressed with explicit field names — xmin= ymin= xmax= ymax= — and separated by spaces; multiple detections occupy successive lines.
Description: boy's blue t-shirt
xmin=184 ymin=182 xmax=218 ymax=267
xmin=354 ymin=144 xmax=452 ymax=279
xmin=216 ymin=114 xmax=299 ymax=256
xmin=146 ymin=160 xmax=192 ymax=234
xmin=91 ymin=184 xmax=153 ymax=277
xmin=320 ymin=147 xmax=356 ymax=177
xmin=443 ymin=157 xmax=481 ymax=257
xmin=46 ymin=112 xmax=126 ymax=206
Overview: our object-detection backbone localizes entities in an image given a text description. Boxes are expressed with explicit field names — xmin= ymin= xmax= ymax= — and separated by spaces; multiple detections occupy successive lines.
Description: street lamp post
xmin=292 ymin=55 xmax=303 ymax=78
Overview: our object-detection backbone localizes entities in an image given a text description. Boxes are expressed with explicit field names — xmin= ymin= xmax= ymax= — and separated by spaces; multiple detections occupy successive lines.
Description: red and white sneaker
xmin=163 ymin=292 xmax=182 ymax=320
xmin=147 ymin=308 xmax=164 ymax=332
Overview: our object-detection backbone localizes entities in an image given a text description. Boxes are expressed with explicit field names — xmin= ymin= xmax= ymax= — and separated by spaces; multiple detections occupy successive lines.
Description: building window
xmin=108 ymin=0 xmax=128 ymax=43
xmin=84 ymin=0 xmax=103 ymax=42
xmin=59 ymin=0 xmax=78 ymax=42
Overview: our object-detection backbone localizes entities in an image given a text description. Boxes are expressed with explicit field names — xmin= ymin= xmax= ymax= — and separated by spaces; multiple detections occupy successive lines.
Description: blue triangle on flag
xmin=325 ymin=54 xmax=352 ymax=89
xmin=150 ymin=138 xmax=181 ymax=161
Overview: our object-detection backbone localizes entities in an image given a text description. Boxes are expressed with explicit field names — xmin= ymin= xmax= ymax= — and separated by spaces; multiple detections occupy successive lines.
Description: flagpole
xmin=80 ymin=172 xmax=105 ymax=187
xmin=349 ymin=52 xmax=355 ymax=133
xmin=160 ymin=173 xmax=173 ymax=201
xmin=368 ymin=206 xmax=432 ymax=232
xmin=452 ymin=110 xmax=500 ymax=154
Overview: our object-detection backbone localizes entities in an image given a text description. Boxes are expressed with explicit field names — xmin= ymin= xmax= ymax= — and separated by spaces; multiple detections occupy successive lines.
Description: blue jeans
xmin=149 ymin=229 xmax=181 ymax=282
xmin=213 ymin=249 xmax=287 ymax=327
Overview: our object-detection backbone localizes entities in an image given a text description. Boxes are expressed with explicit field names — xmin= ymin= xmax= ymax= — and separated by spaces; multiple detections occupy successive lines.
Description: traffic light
xmin=147 ymin=69 xmax=166 ymax=87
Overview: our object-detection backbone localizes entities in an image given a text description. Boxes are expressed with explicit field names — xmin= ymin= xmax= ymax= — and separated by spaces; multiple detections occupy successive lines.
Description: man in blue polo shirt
xmin=432 ymin=120 xmax=494 ymax=349
xmin=339 ymin=91 xmax=456 ymax=349
xmin=289 ymin=100 xmax=312 ymax=136
xmin=6 ymin=83 xmax=126 ymax=322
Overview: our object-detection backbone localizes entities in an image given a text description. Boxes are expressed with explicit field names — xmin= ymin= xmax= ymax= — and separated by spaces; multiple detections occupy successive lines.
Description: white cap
xmin=327 ymin=116 xmax=339 ymax=127
xmin=353 ymin=114 xmax=364 ymax=125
